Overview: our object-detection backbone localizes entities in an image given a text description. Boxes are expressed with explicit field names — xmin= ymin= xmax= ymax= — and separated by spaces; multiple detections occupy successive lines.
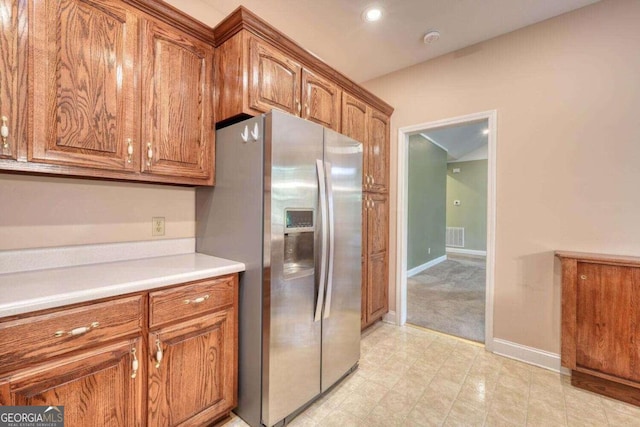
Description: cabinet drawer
xmin=149 ymin=275 xmax=236 ymax=328
xmin=0 ymin=295 xmax=143 ymax=374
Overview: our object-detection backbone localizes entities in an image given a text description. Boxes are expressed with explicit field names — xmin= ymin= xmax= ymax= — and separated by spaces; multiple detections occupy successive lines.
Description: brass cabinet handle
xmin=296 ymin=100 xmax=301 ymax=115
xmin=146 ymin=142 xmax=153 ymax=166
xmin=54 ymin=321 xmax=99 ymax=338
xmin=126 ymin=138 xmax=134 ymax=163
xmin=305 ymin=103 xmax=310 ymax=117
xmin=155 ymin=338 xmax=163 ymax=369
xmin=184 ymin=294 xmax=209 ymax=305
xmin=580 ymin=275 xmax=587 ymax=280
xmin=1 ymin=116 xmax=9 ymax=149
xmin=131 ymin=347 xmax=139 ymax=379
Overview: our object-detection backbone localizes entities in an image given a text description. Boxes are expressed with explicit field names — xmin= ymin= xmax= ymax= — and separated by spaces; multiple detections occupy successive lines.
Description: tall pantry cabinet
xmin=341 ymin=93 xmax=390 ymax=329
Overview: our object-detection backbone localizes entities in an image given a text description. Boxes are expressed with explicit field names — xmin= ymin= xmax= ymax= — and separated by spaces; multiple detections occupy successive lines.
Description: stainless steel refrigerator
xmin=196 ymin=110 xmax=362 ymax=427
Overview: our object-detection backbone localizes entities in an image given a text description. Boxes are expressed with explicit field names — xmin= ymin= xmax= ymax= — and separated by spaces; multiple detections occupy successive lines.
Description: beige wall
xmin=0 ymin=174 xmax=194 ymax=250
xmin=363 ymin=0 xmax=640 ymax=353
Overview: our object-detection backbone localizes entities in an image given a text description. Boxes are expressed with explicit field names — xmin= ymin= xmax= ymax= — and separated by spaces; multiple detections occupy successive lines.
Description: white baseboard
xmin=446 ymin=247 xmax=487 ymax=256
xmin=407 ymin=255 xmax=447 ymax=277
xmin=383 ymin=310 xmax=397 ymax=324
xmin=492 ymin=338 xmax=563 ymax=373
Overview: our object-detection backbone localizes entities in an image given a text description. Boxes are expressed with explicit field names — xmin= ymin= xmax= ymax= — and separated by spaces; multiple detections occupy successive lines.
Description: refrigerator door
xmin=320 ymin=129 xmax=363 ymax=391
xmin=263 ymin=110 xmax=324 ymax=427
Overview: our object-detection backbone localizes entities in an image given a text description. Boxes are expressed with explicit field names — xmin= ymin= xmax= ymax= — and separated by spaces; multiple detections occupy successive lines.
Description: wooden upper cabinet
xmin=367 ymin=109 xmax=390 ymax=193
xmin=30 ymin=0 xmax=139 ymax=172
xmin=301 ymin=69 xmax=341 ymax=131
xmin=0 ymin=339 xmax=144 ymax=426
xmin=341 ymin=93 xmax=368 ymax=144
xmin=140 ymin=19 xmax=214 ymax=183
xmin=248 ymin=36 xmax=301 ymax=116
xmin=0 ymin=0 xmax=26 ymax=161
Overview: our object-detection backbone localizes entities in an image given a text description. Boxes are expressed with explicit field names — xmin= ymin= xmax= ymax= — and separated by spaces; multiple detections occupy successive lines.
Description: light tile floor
xmin=222 ymin=322 xmax=640 ymax=426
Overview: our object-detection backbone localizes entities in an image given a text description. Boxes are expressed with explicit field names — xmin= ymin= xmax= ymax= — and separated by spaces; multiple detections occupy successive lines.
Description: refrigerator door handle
xmin=323 ymin=161 xmax=335 ymax=319
xmin=314 ymin=159 xmax=328 ymax=322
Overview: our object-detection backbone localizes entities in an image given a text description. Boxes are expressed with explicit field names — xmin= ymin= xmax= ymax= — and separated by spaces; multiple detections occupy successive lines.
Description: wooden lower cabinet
xmin=362 ymin=193 xmax=389 ymax=329
xmin=0 ymin=274 xmax=239 ymax=425
xmin=557 ymin=251 xmax=640 ymax=406
xmin=0 ymin=339 xmax=144 ymax=426
xmin=148 ymin=295 xmax=237 ymax=426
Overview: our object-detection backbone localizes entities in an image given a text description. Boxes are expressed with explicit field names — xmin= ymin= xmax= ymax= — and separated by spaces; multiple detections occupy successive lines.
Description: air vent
xmin=446 ymin=227 xmax=465 ymax=248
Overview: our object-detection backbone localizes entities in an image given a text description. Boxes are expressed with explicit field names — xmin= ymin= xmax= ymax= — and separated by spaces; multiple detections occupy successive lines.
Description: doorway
xmin=396 ymin=111 xmax=496 ymax=350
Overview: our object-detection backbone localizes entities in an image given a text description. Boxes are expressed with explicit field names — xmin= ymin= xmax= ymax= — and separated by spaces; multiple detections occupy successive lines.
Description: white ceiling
xmin=419 ymin=119 xmax=488 ymax=162
xmin=189 ymin=0 xmax=599 ymax=82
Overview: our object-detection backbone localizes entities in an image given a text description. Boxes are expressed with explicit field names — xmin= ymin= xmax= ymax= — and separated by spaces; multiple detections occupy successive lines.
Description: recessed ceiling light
xmin=423 ymin=30 xmax=441 ymax=44
xmin=363 ymin=7 xmax=383 ymax=22
xmin=482 ymin=129 xmax=490 ymax=135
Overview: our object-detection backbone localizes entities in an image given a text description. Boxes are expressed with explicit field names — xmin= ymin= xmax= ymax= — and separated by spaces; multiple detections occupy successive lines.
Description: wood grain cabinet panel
xmin=367 ymin=109 xmax=390 ymax=193
xmin=361 ymin=193 xmax=389 ymax=328
xmin=149 ymin=275 xmax=235 ymax=327
xmin=249 ymin=36 xmax=301 ymax=116
xmin=141 ymin=19 xmax=214 ymax=182
xmin=0 ymin=339 xmax=144 ymax=427
xmin=341 ymin=93 xmax=368 ymax=144
xmin=0 ymin=0 xmax=27 ymax=162
xmin=0 ymin=294 xmax=143 ymax=373
xmin=558 ymin=251 xmax=640 ymax=406
xmin=575 ymin=263 xmax=640 ymax=382
xmin=148 ymin=301 xmax=237 ymax=426
xmin=301 ymin=69 xmax=341 ymax=131
xmin=30 ymin=0 xmax=139 ymax=172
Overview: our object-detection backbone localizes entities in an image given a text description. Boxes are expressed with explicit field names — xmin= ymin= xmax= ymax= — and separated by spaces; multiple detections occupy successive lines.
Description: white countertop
xmin=0 ymin=253 xmax=245 ymax=318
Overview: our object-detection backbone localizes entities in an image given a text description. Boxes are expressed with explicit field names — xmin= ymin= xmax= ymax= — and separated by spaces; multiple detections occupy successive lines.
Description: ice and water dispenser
xmin=283 ymin=209 xmax=315 ymax=279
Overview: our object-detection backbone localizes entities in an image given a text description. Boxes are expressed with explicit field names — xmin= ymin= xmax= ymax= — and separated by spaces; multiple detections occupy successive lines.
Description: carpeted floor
xmin=407 ymin=254 xmax=486 ymax=342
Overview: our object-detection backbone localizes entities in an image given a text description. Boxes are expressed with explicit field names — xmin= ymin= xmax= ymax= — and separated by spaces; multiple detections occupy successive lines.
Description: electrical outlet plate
xmin=152 ymin=217 xmax=165 ymax=236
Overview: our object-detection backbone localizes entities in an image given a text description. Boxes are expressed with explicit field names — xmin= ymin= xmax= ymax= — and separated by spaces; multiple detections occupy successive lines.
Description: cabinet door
xmin=341 ymin=93 xmax=368 ymax=143
xmin=140 ymin=20 xmax=214 ymax=183
xmin=248 ymin=37 xmax=301 ymax=116
xmin=0 ymin=0 xmax=26 ymax=161
xmin=367 ymin=251 xmax=388 ymax=323
xmin=363 ymin=193 xmax=389 ymax=327
xmin=342 ymin=94 xmax=369 ymax=191
xmin=301 ymin=69 xmax=341 ymax=131
xmin=576 ymin=263 xmax=640 ymax=382
xmin=30 ymin=0 xmax=139 ymax=172
xmin=367 ymin=109 xmax=390 ymax=193
xmin=148 ymin=308 xmax=237 ymax=427
xmin=0 ymin=339 xmax=143 ymax=427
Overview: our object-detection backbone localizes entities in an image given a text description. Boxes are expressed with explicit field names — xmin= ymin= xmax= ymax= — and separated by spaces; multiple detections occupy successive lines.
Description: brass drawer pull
xmin=131 ymin=347 xmax=139 ymax=379
xmin=1 ymin=116 xmax=8 ymax=149
xmin=54 ymin=321 xmax=100 ymax=338
xmin=580 ymin=275 xmax=587 ymax=280
xmin=155 ymin=338 xmax=163 ymax=369
xmin=184 ymin=294 xmax=209 ymax=305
